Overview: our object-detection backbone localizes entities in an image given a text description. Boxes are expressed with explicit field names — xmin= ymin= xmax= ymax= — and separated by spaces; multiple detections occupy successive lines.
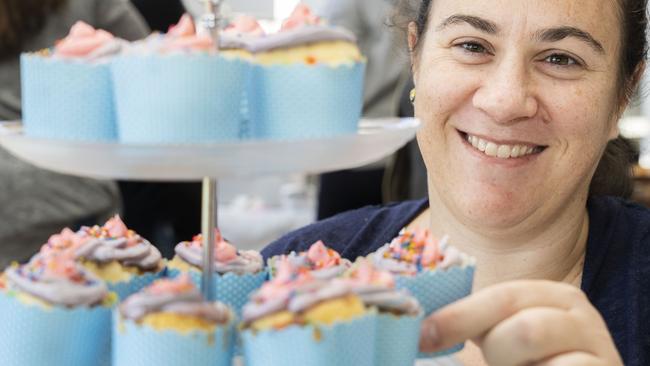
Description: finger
xmin=480 ymin=307 xmax=589 ymax=366
xmin=419 ymin=280 xmax=587 ymax=351
xmin=533 ymin=352 xmax=606 ymax=366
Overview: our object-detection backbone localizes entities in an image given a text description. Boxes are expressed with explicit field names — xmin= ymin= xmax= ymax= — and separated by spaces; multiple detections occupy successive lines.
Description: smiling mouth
xmin=459 ymin=131 xmax=547 ymax=159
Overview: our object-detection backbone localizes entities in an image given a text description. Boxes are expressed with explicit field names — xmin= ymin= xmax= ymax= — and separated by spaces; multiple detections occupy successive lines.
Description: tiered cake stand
xmin=0 ymin=117 xmax=419 ymax=299
xmin=0 ymin=118 xmax=466 ymax=366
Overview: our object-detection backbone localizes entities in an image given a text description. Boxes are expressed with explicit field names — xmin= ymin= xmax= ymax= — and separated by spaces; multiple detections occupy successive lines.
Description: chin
xmin=449 ymin=186 xmax=538 ymax=230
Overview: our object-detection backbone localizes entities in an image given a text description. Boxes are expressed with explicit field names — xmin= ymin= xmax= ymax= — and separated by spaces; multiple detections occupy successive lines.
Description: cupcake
xmin=243 ymin=4 xmax=366 ymax=139
xmin=74 ymin=215 xmax=165 ymax=299
xmin=21 ymin=21 xmax=125 ymax=141
xmin=344 ymin=258 xmax=422 ymax=366
xmin=113 ymin=274 xmax=234 ymax=366
xmin=167 ymin=229 xmax=266 ymax=317
xmin=111 ymin=14 xmax=252 ymax=144
xmin=370 ymin=229 xmax=475 ymax=356
xmin=0 ymin=251 xmax=115 ymax=366
xmin=241 ymin=261 xmax=375 ymax=366
xmin=267 ymin=240 xmax=351 ymax=280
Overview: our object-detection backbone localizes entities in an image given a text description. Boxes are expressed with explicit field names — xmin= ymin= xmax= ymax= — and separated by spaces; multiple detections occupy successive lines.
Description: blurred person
xmin=0 ymin=0 xmax=148 ymax=267
xmin=315 ymin=0 xmax=413 ymax=219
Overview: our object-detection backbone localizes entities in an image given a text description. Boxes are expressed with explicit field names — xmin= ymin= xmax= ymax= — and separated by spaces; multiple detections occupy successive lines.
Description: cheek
xmin=413 ymin=57 xmax=479 ymax=159
xmin=545 ymin=81 xmax=617 ymax=154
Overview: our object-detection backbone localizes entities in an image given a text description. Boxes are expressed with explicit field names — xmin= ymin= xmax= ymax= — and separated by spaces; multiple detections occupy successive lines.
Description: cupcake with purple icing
xmin=237 ymin=3 xmax=366 ymax=140
xmin=241 ymin=260 xmax=375 ymax=366
xmin=111 ymin=14 xmax=252 ymax=144
xmin=73 ymin=215 xmax=165 ymax=299
xmin=343 ymin=258 xmax=422 ymax=366
xmin=0 ymin=251 xmax=115 ymax=366
xmin=113 ymin=274 xmax=235 ymax=366
xmin=167 ymin=230 xmax=266 ymax=317
xmin=370 ymin=228 xmax=475 ymax=356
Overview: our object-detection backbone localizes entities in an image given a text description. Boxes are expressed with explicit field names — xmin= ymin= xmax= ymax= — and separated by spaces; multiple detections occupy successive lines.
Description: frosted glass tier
xmin=0 ymin=118 xmax=419 ymax=181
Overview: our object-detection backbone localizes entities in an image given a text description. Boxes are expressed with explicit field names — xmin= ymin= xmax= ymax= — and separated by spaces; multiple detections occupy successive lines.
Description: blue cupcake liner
xmin=395 ymin=265 xmax=475 ymax=358
xmin=375 ymin=312 xmax=423 ymax=366
xmin=0 ymin=291 xmax=112 ymax=366
xmin=21 ymin=54 xmax=117 ymax=142
xmin=108 ymin=267 xmax=166 ymax=301
xmin=242 ymin=312 xmax=376 ymax=366
xmin=111 ymin=54 xmax=251 ymax=144
xmin=249 ymin=62 xmax=365 ymax=140
xmin=167 ymin=267 xmax=267 ymax=319
xmin=112 ymin=310 xmax=235 ymax=366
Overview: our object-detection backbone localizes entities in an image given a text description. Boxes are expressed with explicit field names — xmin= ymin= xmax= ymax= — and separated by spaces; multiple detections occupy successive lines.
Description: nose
xmin=472 ymin=56 xmax=538 ymax=124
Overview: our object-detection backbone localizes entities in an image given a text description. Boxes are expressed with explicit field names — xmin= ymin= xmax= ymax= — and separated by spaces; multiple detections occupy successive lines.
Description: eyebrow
xmin=436 ymin=14 xmax=499 ymax=34
xmin=535 ymin=27 xmax=605 ymax=54
xmin=436 ymin=14 xmax=606 ymax=55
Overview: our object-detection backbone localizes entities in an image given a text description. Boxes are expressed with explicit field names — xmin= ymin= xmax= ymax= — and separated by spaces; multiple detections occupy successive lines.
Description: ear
xmin=408 ymin=21 xmax=419 ymax=83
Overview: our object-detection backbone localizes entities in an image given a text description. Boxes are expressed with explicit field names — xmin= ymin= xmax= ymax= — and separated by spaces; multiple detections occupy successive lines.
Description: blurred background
xmin=1 ymin=0 xmax=649 ymax=265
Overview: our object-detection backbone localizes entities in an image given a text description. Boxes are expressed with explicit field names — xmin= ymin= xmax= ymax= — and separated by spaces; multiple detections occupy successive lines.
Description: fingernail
xmin=419 ymin=319 xmax=440 ymax=350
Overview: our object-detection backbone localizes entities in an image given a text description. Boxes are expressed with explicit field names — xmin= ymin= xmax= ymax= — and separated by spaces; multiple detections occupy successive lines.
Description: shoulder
xmin=261 ymin=199 xmax=428 ymax=260
xmin=584 ymin=196 xmax=650 ymax=365
xmin=588 ymin=195 xmax=650 ymax=246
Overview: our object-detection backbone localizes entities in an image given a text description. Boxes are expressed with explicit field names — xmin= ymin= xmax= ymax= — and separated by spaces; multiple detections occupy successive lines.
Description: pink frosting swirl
xmin=371 ymin=230 xmax=469 ymax=275
xmin=54 ymin=21 xmax=117 ymax=59
xmin=343 ymin=259 xmax=420 ymax=315
xmin=5 ymin=251 xmax=108 ymax=306
xmin=269 ymin=241 xmax=351 ymax=280
xmin=164 ymin=14 xmax=214 ymax=52
xmin=225 ymin=15 xmax=265 ymax=36
xmin=120 ymin=274 xmax=231 ymax=323
xmin=242 ymin=261 xmax=353 ymax=323
xmin=38 ymin=228 xmax=91 ymax=257
xmin=281 ymin=4 xmax=322 ymax=31
xmin=76 ymin=215 xmax=162 ymax=270
xmin=174 ymin=230 xmax=263 ymax=274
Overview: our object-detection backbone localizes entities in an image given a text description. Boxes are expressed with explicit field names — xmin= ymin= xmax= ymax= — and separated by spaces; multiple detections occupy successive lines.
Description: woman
xmin=0 ymin=0 xmax=148 ymax=267
xmin=263 ymin=0 xmax=649 ymax=365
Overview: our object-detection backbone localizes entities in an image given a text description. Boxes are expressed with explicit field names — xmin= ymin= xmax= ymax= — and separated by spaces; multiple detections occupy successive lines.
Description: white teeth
xmin=497 ymin=145 xmax=510 ymax=158
xmin=466 ymin=134 xmax=538 ymax=159
xmin=511 ymin=145 xmax=521 ymax=158
xmin=485 ymin=142 xmax=498 ymax=157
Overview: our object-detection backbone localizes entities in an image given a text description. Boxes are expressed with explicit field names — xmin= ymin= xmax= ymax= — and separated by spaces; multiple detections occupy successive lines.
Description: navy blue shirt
xmin=263 ymin=195 xmax=650 ymax=365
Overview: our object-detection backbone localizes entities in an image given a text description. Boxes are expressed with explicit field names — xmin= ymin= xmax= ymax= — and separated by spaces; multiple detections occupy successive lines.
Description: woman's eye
xmin=544 ymin=54 xmax=579 ymax=67
xmin=459 ymin=42 xmax=487 ymax=54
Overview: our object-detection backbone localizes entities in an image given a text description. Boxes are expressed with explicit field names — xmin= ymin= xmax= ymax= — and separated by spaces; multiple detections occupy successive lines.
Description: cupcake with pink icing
xmin=21 ymin=21 xmax=127 ymax=141
xmin=267 ymin=240 xmax=351 ymax=280
xmin=113 ymin=274 xmax=235 ymax=366
xmin=0 ymin=251 xmax=115 ymax=366
xmin=241 ymin=260 xmax=375 ymax=366
xmin=369 ymin=229 xmax=475 ymax=356
xmin=167 ymin=229 xmax=266 ymax=317
xmin=111 ymin=13 xmax=252 ymax=144
xmin=241 ymin=3 xmax=366 ymax=139
xmin=72 ymin=215 xmax=165 ymax=299
xmin=343 ymin=259 xmax=422 ymax=366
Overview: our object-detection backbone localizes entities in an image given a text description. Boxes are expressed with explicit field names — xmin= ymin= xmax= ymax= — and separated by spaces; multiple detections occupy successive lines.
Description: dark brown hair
xmin=394 ymin=0 xmax=648 ymax=197
xmin=0 ymin=0 xmax=67 ymax=59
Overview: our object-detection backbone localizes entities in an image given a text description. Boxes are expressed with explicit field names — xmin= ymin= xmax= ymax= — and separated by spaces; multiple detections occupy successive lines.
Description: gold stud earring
xmin=409 ymin=88 xmax=416 ymax=105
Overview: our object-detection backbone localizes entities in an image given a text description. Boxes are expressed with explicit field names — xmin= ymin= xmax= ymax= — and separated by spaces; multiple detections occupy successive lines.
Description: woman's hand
xmin=419 ymin=280 xmax=623 ymax=366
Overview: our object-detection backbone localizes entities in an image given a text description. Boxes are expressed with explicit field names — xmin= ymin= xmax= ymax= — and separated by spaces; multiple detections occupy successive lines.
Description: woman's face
xmin=412 ymin=0 xmax=623 ymax=230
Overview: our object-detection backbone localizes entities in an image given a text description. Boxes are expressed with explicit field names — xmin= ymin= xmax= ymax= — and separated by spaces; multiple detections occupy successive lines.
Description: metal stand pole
xmin=199 ymin=0 xmax=224 ymax=302
xmin=201 ymin=0 xmax=224 ymax=53
xmin=200 ymin=177 xmax=217 ymax=301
